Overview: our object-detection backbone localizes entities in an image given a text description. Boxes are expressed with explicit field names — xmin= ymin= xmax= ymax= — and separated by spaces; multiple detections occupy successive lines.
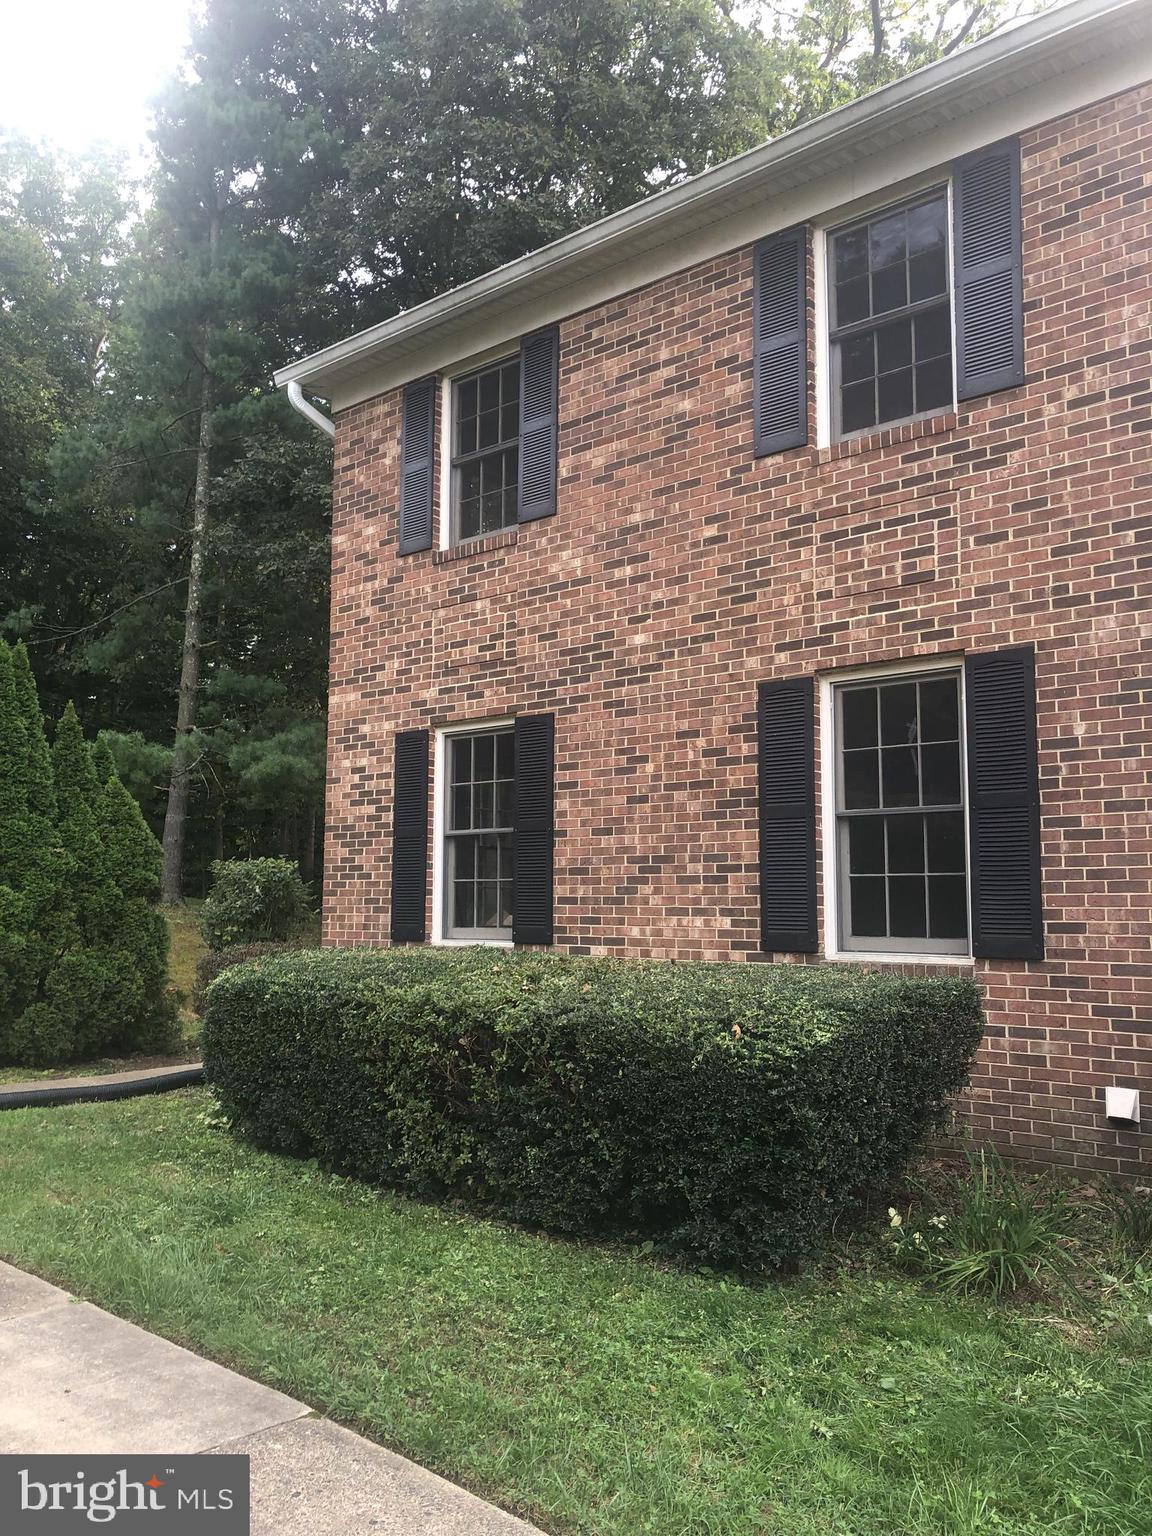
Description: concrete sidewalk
xmin=0 ymin=1261 xmax=542 ymax=1535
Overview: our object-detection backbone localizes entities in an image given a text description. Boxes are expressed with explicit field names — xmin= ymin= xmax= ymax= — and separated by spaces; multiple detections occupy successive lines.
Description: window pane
xmin=453 ymin=881 xmax=475 ymax=928
xmin=458 ymin=499 xmax=481 ymax=540
xmin=496 ymin=731 xmax=515 ymax=779
xmin=882 ymin=745 xmax=919 ymax=806
xmin=479 ymin=369 xmax=500 ymax=412
xmin=476 ymin=880 xmax=499 ymax=928
xmin=921 ymin=742 xmax=961 ymax=805
xmin=878 ymin=367 xmax=914 ymax=424
xmin=452 ymin=838 xmax=475 ymax=879
xmin=916 ymin=357 xmax=952 ymax=414
xmin=841 ymin=379 xmax=875 ymax=434
xmin=919 ymin=677 xmax=959 ymax=741
xmin=876 ymin=318 xmax=912 ymax=374
xmin=841 ymin=687 xmax=878 ymax=749
xmin=499 ymin=880 xmax=514 ymax=928
xmin=929 ymin=876 xmax=968 ymax=940
xmin=496 ymin=781 xmax=514 ymax=827
xmin=907 ymin=197 xmax=946 ymax=255
xmin=457 ymin=415 xmax=477 ymax=455
xmin=457 ymin=377 xmax=477 ymax=418
xmin=887 ymin=814 xmax=925 ymax=873
xmin=452 ymin=738 xmax=472 ymax=782
xmin=870 ymin=210 xmax=907 ymax=269
xmin=841 ymin=332 xmax=874 ymax=385
xmin=872 ymin=263 xmax=907 ymax=315
xmin=843 ymin=750 xmax=880 ymax=810
xmin=926 ymin=811 xmax=966 ymax=873
xmin=914 ymin=305 xmax=951 ymax=362
xmin=501 ymin=402 xmax=518 ymax=441
xmin=848 ymin=816 xmax=885 ymax=874
xmin=478 ymin=834 xmax=500 ymax=883
xmin=889 ymin=876 xmax=927 ymax=938
xmin=477 ymin=407 xmax=500 ymax=449
xmin=835 ymin=226 xmax=868 ymax=281
xmin=836 ymin=277 xmax=870 ymax=326
xmin=473 ymin=735 xmax=494 ymax=779
xmin=850 ymin=876 xmax=887 ymax=937
xmin=880 ymin=683 xmax=918 ymax=745
xmin=458 ymin=460 xmax=481 ymax=502
xmin=481 ymin=491 xmax=504 ymax=534
xmin=909 ymin=248 xmax=947 ymax=303
xmin=474 ymin=780 xmax=494 ymax=827
xmin=451 ymin=784 xmax=471 ymax=830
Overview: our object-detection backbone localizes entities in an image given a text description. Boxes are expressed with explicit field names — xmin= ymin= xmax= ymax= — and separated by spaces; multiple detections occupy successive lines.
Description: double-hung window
xmin=444 ymin=728 xmax=515 ymax=939
xmin=828 ymin=190 xmax=953 ymax=438
xmin=833 ymin=668 xmax=969 ymax=955
xmin=451 ymin=358 xmax=520 ymax=543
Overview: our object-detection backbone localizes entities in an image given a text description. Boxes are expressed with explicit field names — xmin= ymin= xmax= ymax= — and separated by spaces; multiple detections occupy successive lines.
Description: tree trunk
xmin=160 ymin=208 xmax=219 ymax=903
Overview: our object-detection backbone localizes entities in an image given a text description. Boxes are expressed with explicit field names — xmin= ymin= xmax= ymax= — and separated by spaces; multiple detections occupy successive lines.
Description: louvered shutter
xmin=399 ymin=378 xmax=435 ymax=553
xmin=390 ymin=728 xmax=429 ymax=942
xmin=753 ymin=226 xmax=808 ymax=456
xmin=518 ymin=327 xmax=559 ymax=522
xmin=964 ymin=646 xmax=1043 ymax=960
xmin=953 ymin=139 xmax=1024 ymax=400
xmin=757 ymin=678 xmax=817 ymax=952
xmin=513 ymin=713 xmax=555 ymax=945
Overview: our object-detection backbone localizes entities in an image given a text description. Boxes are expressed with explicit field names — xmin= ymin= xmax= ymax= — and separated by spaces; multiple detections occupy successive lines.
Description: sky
xmin=0 ymin=0 xmax=193 ymax=159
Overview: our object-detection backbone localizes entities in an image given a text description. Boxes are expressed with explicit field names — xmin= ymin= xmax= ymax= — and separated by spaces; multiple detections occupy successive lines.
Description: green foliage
xmin=885 ymin=1150 xmax=1072 ymax=1297
xmin=201 ymin=858 xmax=311 ymax=951
xmin=1099 ymin=1180 xmax=1152 ymax=1257
xmin=193 ymin=941 xmax=300 ymax=1013
xmin=204 ymin=948 xmax=983 ymax=1268
xmin=0 ymin=640 xmax=176 ymax=1064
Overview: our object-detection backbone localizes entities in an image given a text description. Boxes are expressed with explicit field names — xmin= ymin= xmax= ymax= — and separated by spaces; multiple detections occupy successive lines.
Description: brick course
xmin=325 ymin=84 xmax=1152 ymax=1175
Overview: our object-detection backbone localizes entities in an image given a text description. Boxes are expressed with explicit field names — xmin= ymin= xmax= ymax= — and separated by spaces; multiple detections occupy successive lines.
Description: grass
xmin=0 ymin=1090 xmax=1148 ymax=1535
xmin=0 ymin=905 xmax=206 ymax=1085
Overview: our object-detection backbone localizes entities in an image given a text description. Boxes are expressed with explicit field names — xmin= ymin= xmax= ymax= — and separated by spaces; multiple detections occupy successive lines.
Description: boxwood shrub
xmin=203 ymin=948 xmax=983 ymax=1269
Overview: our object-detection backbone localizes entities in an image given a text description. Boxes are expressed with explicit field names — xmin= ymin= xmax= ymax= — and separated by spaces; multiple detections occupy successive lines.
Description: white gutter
xmin=286 ymin=379 xmax=335 ymax=439
xmin=273 ymin=0 xmax=1151 ymax=400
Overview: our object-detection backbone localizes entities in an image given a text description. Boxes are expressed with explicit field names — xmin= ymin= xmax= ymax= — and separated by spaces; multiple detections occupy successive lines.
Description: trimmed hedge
xmin=203 ymin=949 xmax=983 ymax=1269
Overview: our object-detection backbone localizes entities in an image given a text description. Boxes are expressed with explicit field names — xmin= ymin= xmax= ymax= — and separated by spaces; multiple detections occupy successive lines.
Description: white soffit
xmin=273 ymin=0 xmax=1152 ymax=412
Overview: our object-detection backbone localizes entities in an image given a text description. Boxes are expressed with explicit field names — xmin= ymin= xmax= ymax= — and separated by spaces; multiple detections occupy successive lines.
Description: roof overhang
xmin=274 ymin=0 xmax=1152 ymax=411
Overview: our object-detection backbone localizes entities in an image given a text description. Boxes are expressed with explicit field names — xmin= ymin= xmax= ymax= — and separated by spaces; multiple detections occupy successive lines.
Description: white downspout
xmin=286 ymin=379 xmax=335 ymax=439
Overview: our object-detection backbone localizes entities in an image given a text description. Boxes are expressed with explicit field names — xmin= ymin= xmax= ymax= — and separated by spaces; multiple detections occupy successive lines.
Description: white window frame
xmin=815 ymin=172 xmax=958 ymax=450
xmin=431 ymin=716 xmax=516 ymax=946
xmin=819 ymin=656 xmax=973 ymax=965
xmin=438 ymin=345 xmax=521 ymax=550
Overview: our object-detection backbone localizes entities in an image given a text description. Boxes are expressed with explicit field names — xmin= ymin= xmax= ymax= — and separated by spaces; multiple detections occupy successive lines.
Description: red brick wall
xmin=325 ymin=84 xmax=1152 ymax=1176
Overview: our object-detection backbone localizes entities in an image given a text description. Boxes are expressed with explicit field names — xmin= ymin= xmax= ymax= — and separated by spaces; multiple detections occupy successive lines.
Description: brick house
xmin=276 ymin=0 xmax=1152 ymax=1175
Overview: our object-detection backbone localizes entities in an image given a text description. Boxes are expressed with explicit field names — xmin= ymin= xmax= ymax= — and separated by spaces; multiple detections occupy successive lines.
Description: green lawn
xmin=0 ymin=1091 xmax=1147 ymax=1535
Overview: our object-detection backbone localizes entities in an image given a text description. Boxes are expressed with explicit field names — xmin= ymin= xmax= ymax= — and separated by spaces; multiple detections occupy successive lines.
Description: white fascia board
xmin=273 ymin=0 xmax=1152 ymax=411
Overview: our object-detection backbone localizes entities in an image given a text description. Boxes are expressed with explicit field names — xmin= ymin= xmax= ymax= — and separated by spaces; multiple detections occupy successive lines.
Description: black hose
xmin=0 ymin=1065 xmax=204 ymax=1111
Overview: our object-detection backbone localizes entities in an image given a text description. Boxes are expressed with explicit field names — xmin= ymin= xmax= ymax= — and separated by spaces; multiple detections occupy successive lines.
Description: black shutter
xmin=513 ymin=713 xmax=555 ymax=945
xmin=753 ymin=226 xmax=808 ymax=456
xmin=400 ymin=378 xmax=435 ymax=553
xmin=518 ymin=327 xmax=559 ymax=522
xmin=390 ymin=728 xmax=429 ymax=942
xmin=953 ymin=138 xmax=1024 ymax=400
xmin=757 ymin=678 xmax=817 ymax=952
xmin=965 ymin=646 xmax=1043 ymax=960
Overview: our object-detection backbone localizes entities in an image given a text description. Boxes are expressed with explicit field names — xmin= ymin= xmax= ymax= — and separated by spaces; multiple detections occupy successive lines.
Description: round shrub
xmin=204 ymin=948 xmax=984 ymax=1271
xmin=201 ymin=858 xmax=310 ymax=952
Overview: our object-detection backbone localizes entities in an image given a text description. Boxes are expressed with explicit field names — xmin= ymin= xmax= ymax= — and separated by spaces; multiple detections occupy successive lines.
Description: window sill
xmin=827 ymin=948 xmax=973 ymax=968
xmin=432 ymin=936 xmax=514 ymax=948
xmin=818 ymin=409 xmax=958 ymax=464
xmin=435 ymin=529 xmax=519 ymax=564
